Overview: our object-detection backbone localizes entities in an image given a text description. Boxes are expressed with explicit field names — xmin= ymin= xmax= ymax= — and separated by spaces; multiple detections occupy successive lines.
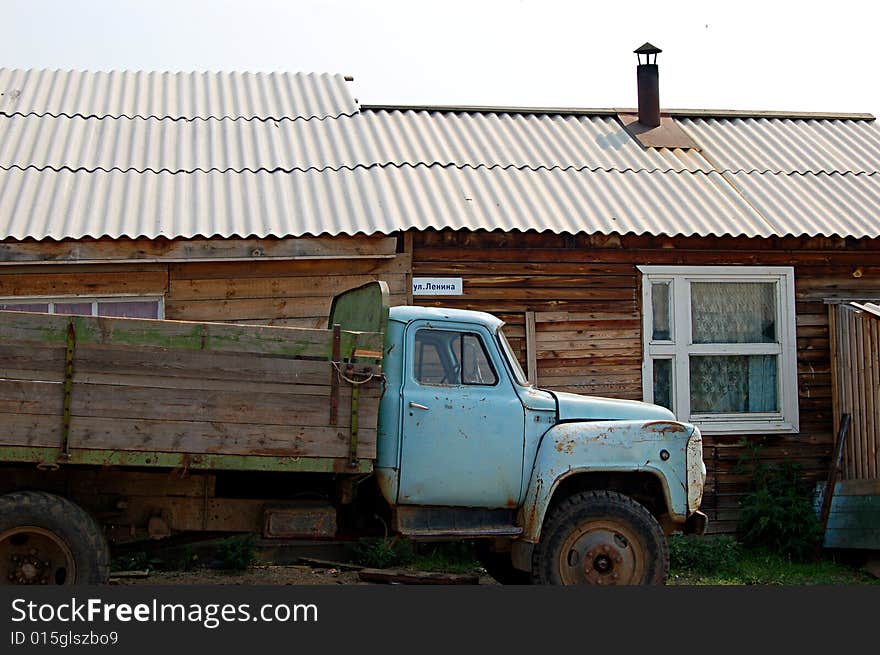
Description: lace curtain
xmin=689 ymin=282 xmax=778 ymax=413
xmin=691 ymin=282 xmax=776 ymax=343
xmin=690 ymin=355 xmax=778 ymax=413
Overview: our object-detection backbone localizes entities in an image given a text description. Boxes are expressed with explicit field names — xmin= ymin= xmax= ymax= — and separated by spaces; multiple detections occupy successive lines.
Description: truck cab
xmin=376 ymin=305 xmax=707 ymax=585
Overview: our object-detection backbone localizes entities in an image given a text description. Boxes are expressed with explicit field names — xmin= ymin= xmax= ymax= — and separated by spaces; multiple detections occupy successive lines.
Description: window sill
xmin=691 ymin=420 xmax=799 ymax=435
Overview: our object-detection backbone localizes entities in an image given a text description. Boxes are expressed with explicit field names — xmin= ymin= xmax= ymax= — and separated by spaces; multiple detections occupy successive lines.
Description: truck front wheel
xmin=532 ymin=490 xmax=668 ymax=585
xmin=0 ymin=491 xmax=110 ymax=585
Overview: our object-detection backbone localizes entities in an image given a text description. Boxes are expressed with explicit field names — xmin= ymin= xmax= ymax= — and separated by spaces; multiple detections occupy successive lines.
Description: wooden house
xmin=1 ymin=57 xmax=878 ymax=537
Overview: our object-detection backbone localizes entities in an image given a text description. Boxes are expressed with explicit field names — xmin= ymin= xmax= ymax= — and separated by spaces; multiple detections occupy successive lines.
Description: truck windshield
xmin=498 ymin=328 xmax=530 ymax=386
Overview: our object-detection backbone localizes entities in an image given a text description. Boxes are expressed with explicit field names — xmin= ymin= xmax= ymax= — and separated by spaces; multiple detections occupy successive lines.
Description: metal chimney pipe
xmin=634 ymin=43 xmax=662 ymax=128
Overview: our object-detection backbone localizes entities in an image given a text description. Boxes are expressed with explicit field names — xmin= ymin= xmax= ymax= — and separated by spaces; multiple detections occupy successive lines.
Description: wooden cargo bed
xmin=0 ymin=282 xmax=388 ymax=474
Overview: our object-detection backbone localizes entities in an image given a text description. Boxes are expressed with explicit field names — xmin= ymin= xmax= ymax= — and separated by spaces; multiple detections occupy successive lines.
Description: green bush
xmin=170 ymin=546 xmax=200 ymax=572
xmin=668 ymin=535 xmax=741 ymax=575
xmin=737 ymin=458 xmax=822 ymax=560
xmin=351 ymin=537 xmax=414 ymax=569
xmin=216 ymin=534 xmax=257 ymax=571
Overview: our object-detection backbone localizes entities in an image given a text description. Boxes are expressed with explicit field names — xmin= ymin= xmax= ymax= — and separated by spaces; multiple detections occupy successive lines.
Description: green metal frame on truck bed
xmin=0 ymin=281 xmax=390 ymax=474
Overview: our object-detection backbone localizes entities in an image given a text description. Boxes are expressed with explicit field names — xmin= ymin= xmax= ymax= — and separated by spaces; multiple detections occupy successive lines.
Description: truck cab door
xmin=397 ymin=321 xmax=525 ymax=508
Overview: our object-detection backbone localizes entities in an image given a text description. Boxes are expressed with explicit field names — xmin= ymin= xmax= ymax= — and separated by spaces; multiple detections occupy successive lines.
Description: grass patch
xmin=110 ymin=550 xmax=163 ymax=573
xmin=350 ymin=537 xmax=415 ymax=569
xmin=351 ymin=538 xmax=481 ymax=573
xmin=668 ymin=535 xmax=879 ymax=585
xmin=216 ymin=534 xmax=257 ymax=571
xmin=408 ymin=541 xmax=481 ymax=574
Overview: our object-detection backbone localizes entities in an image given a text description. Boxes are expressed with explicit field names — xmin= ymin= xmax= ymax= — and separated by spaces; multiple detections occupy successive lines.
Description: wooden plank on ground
xmin=357 ymin=568 xmax=480 ymax=585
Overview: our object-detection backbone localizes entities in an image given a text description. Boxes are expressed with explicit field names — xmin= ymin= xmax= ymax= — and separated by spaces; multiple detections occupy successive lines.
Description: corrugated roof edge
xmin=3 ymin=226 xmax=879 ymax=243
xmin=361 ymin=104 xmax=876 ymax=121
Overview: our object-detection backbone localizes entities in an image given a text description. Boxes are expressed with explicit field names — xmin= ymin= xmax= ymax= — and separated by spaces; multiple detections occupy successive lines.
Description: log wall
xmin=0 ymin=235 xmax=409 ymax=328
xmin=3 ymin=230 xmax=880 ymax=533
xmin=413 ymin=229 xmax=880 ymax=533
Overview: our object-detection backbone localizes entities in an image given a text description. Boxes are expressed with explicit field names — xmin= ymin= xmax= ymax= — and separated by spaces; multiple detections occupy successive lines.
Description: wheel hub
xmin=0 ymin=527 xmax=75 ymax=586
xmin=558 ymin=520 xmax=644 ymax=585
xmin=583 ymin=543 xmax=625 ymax=584
xmin=9 ymin=551 xmax=50 ymax=585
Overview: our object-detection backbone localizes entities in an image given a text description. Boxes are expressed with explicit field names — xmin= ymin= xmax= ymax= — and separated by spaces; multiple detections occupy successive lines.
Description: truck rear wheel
xmin=0 ymin=491 xmax=110 ymax=585
xmin=532 ymin=490 xmax=668 ymax=585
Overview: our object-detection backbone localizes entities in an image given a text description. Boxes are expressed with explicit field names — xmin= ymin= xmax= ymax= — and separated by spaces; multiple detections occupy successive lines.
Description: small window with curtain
xmin=638 ymin=266 xmax=798 ymax=434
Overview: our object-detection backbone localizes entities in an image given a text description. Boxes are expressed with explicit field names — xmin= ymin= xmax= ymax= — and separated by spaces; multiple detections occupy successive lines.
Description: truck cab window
xmin=414 ymin=329 xmax=497 ymax=386
xmin=415 ymin=338 xmax=447 ymax=384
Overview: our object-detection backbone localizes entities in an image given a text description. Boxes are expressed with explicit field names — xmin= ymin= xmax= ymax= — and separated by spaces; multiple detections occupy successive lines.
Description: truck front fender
xmin=518 ymin=420 xmax=694 ymax=543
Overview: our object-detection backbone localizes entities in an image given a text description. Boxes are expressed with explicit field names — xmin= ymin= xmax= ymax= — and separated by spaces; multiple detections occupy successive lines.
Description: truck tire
xmin=532 ymin=490 xmax=668 ymax=585
xmin=0 ymin=491 xmax=110 ymax=585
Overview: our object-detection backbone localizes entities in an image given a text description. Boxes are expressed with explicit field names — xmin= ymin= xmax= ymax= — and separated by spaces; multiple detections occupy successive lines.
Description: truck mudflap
xmin=684 ymin=510 xmax=708 ymax=535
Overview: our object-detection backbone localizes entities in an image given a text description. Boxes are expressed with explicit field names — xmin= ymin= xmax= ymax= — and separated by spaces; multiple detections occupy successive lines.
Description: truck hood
xmin=552 ymin=391 xmax=675 ymax=422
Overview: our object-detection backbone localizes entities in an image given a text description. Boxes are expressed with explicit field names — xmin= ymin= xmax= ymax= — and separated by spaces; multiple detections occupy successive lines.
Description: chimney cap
xmin=634 ymin=42 xmax=662 ymax=55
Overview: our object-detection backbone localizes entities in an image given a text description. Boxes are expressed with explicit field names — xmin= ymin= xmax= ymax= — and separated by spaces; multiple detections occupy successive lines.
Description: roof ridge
xmin=0 ymin=161 xmax=729 ymax=176
xmin=361 ymin=104 xmax=875 ymax=121
xmin=0 ymin=109 xmax=359 ymax=123
xmin=0 ymin=67 xmax=351 ymax=78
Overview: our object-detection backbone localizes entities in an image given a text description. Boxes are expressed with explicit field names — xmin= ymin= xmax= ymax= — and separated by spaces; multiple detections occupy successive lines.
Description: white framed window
xmin=638 ymin=266 xmax=798 ymax=434
xmin=0 ymin=296 xmax=164 ymax=319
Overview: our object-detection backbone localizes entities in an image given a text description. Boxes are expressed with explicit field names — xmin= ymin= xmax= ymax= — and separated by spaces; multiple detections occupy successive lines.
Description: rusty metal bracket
xmin=60 ymin=320 xmax=77 ymax=459
xmin=349 ymin=376 xmax=360 ymax=468
xmin=329 ymin=324 xmax=341 ymax=426
xmin=347 ymin=333 xmax=361 ymax=468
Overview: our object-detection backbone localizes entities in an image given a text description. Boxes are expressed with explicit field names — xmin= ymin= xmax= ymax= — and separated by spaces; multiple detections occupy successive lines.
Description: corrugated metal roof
xmin=723 ymin=171 xmax=880 ymax=238
xmin=679 ymin=117 xmax=880 ymax=174
xmin=0 ymin=166 xmax=772 ymax=241
xmin=0 ymin=66 xmax=878 ymax=242
xmin=0 ymin=109 xmax=711 ymax=173
xmin=0 ymin=68 xmax=357 ymax=120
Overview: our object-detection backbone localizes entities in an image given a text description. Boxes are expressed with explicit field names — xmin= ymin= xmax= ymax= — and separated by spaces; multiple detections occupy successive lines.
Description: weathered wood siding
xmin=831 ymin=303 xmax=880 ymax=481
xmin=0 ymin=310 xmax=383 ymax=462
xmin=0 ymin=235 xmax=409 ymax=328
xmin=413 ymin=229 xmax=880 ymax=533
xmin=0 ymin=234 xmax=407 ymax=470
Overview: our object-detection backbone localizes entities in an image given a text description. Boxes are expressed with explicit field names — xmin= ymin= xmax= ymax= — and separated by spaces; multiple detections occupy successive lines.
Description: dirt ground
xmin=112 ymin=564 xmax=499 ymax=585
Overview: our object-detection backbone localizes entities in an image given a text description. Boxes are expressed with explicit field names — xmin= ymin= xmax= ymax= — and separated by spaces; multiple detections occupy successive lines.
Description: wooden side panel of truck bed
xmin=0 ymin=306 xmax=385 ymax=473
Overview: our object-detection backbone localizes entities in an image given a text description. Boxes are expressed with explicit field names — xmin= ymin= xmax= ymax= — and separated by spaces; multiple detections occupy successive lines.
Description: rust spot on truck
xmin=525 ymin=476 xmax=544 ymax=535
xmin=643 ymin=421 xmax=687 ymax=434
xmin=555 ymin=439 xmax=575 ymax=455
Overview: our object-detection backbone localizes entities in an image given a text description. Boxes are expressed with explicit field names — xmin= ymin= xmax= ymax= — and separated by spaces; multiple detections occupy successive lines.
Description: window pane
xmin=652 ymin=359 xmax=673 ymax=411
xmin=415 ymin=342 xmax=445 ymax=384
xmin=690 ymin=355 xmax=778 ymax=413
xmin=461 ymin=334 xmax=497 ymax=385
xmin=415 ymin=329 xmax=459 ymax=385
xmin=54 ymin=302 xmax=94 ymax=316
xmin=0 ymin=303 xmax=49 ymax=312
xmin=97 ymin=301 xmax=159 ymax=319
xmin=651 ymin=282 xmax=672 ymax=340
xmin=691 ymin=282 xmax=776 ymax=344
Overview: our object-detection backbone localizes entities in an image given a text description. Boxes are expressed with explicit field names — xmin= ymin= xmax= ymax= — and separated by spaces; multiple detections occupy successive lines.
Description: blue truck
xmin=0 ymin=281 xmax=706 ymax=585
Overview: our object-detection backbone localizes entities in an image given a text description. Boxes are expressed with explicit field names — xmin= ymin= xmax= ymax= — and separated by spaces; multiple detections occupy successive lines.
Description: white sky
xmin=2 ymin=0 xmax=878 ymax=116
